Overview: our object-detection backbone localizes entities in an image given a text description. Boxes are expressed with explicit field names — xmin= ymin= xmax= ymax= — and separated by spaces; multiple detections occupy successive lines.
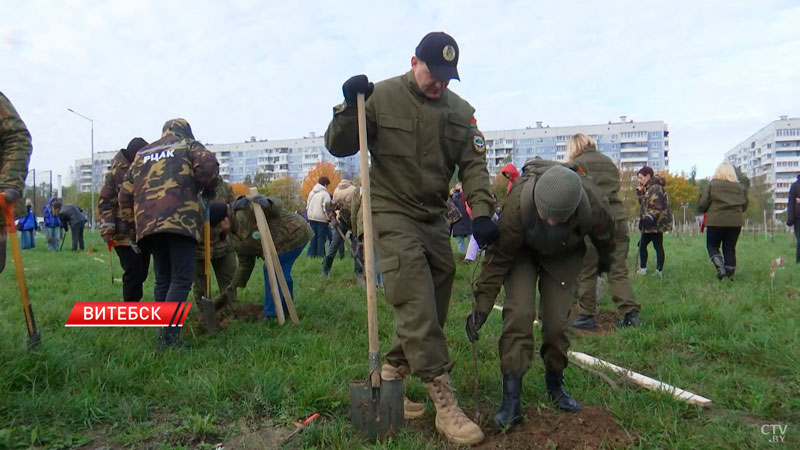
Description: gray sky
xmin=2 ymin=0 xmax=798 ymax=185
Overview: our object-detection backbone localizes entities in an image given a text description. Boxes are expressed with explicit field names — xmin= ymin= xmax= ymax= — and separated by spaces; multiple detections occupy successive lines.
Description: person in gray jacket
xmin=58 ymin=203 xmax=87 ymax=251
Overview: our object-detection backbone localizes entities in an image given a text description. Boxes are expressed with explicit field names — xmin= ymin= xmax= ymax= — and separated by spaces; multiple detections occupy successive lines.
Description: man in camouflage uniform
xmin=99 ymin=137 xmax=151 ymax=302
xmin=0 ymin=91 xmax=33 ymax=272
xmin=228 ymin=195 xmax=312 ymax=319
xmin=466 ymin=162 xmax=615 ymax=429
xmin=118 ymin=118 xmax=219 ymax=349
xmin=191 ymin=179 xmax=237 ymax=316
xmin=567 ymin=134 xmax=642 ymax=330
xmin=325 ymin=32 xmax=498 ymax=445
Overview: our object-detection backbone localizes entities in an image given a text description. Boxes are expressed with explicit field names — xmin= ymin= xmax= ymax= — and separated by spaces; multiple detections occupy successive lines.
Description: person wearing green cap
xmin=465 ymin=160 xmax=615 ymax=429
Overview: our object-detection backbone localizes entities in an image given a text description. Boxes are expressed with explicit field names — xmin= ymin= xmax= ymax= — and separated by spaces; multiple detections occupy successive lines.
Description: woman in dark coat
xmin=698 ymin=162 xmax=748 ymax=279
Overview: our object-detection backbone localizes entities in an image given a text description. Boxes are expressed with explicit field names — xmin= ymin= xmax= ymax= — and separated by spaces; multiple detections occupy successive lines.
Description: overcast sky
xmin=2 ymin=0 xmax=798 ymax=186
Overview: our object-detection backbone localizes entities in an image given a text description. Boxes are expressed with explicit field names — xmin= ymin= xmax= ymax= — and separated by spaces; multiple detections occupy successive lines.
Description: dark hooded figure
xmin=118 ymin=118 xmax=219 ymax=349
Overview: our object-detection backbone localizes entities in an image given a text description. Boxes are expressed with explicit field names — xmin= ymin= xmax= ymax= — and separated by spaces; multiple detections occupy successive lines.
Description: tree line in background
xmin=22 ymin=161 xmax=783 ymax=227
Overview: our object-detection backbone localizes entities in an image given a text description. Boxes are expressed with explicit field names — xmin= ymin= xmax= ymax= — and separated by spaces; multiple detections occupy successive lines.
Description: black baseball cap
xmin=415 ymin=32 xmax=460 ymax=81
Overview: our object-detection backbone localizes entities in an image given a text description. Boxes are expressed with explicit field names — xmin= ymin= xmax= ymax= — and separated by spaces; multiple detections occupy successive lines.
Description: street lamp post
xmin=67 ymin=108 xmax=94 ymax=229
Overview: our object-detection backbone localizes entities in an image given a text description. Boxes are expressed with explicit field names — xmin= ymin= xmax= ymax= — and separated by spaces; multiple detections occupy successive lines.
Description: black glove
xmin=342 ymin=75 xmax=374 ymax=105
xmin=788 ymin=220 xmax=795 ymax=227
xmin=597 ymin=253 xmax=612 ymax=274
xmin=231 ymin=196 xmax=250 ymax=211
xmin=1 ymin=188 xmax=21 ymax=202
xmin=465 ymin=311 xmax=488 ymax=343
xmin=472 ymin=216 xmax=500 ymax=248
xmin=252 ymin=195 xmax=271 ymax=209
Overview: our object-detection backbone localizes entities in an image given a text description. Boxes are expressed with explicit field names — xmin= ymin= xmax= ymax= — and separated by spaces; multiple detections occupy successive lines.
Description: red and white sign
xmin=65 ymin=302 xmax=192 ymax=327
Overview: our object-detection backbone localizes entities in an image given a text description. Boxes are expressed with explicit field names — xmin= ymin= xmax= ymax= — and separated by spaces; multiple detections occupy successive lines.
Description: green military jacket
xmin=0 ymin=91 xmax=32 ymax=221
xmin=229 ymin=197 xmax=312 ymax=257
xmin=195 ymin=179 xmax=235 ymax=260
xmin=324 ymin=71 xmax=493 ymax=222
xmin=99 ymin=149 xmax=134 ymax=245
xmin=118 ymin=119 xmax=219 ymax=243
xmin=571 ymin=146 xmax=625 ymax=221
xmin=473 ymin=160 xmax=615 ymax=316
xmin=698 ymin=179 xmax=748 ymax=227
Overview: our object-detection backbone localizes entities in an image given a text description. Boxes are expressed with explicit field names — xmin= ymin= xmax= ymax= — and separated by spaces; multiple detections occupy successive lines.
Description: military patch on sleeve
xmin=473 ymin=134 xmax=486 ymax=153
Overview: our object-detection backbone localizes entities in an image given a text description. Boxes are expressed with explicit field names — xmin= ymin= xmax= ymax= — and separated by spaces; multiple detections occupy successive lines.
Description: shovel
xmin=0 ymin=194 xmax=41 ymax=348
xmin=348 ymin=92 xmax=404 ymax=441
xmin=200 ymin=199 xmax=217 ymax=334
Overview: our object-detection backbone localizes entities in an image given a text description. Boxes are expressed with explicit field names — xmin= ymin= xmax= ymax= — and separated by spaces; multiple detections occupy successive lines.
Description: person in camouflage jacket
xmin=636 ymin=166 xmax=672 ymax=275
xmin=118 ymin=118 xmax=219 ymax=349
xmin=0 ymin=91 xmax=33 ymax=271
xmin=191 ymin=179 xmax=237 ymax=314
xmin=99 ymin=137 xmax=151 ymax=302
xmin=228 ymin=195 xmax=312 ymax=319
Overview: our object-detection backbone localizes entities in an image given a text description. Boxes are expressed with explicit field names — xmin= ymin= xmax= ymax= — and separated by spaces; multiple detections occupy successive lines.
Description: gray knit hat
xmin=534 ymin=166 xmax=583 ymax=220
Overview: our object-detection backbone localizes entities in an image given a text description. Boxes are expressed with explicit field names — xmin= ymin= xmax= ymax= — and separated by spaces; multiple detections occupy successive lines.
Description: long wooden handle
xmin=0 ymin=195 xmax=38 ymax=340
xmin=357 ymin=93 xmax=381 ymax=388
xmin=248 ymin=188 xmax=285 ymax=324
xmin=204 ymin=220 xmax=211 ymax=297
xmin=264 ymin=222 xmax=299 ymax=324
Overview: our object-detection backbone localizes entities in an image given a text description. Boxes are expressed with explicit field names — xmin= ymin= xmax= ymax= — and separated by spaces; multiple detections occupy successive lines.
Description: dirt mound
xmin=569 ymin=309 xmax=619 ymax=336
xmin=217 ymin=303 xmax=264 ymax=329
xmin=475 ymin=406 xmax=633 ymax=449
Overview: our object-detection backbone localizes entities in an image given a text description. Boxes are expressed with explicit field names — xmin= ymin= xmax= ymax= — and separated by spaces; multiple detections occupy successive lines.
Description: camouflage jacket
xmin=99 ymin=149 xmax=134 ymax=245
xmin=0 ymin=91 xmax=32 ymax=222
xmin=230 ymin=196 xmax=312 ymax=257
xmin=118 ymin=119 xmax=219 ymax=243
xmin=638 ymin=176 xmax=672 ymax=233
xmin=195 ymin=179 xmax=235 ymax=260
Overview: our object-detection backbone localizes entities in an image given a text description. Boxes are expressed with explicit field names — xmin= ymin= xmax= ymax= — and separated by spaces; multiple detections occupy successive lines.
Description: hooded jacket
xmin=698 ymin=179 xmax=748 ymax=227
xmin=570 ymin=146 xmax=625 ymax=221
xmin=501 ymin=163 xmax=520 ymax=195
xmin=638 ymin=175 xmax=672 ymax=233
xmin=331 ymin=179 xmax=357 ymax=212
xmin=17 ymin=205 xmax=36 ymax=231
xmin=118 ymin=119 xmax=219 ymax=242
xmin=43 ymin=197 xmax=61 ymax=228
xmin=306 ymin=183 xmax=331 ymax=222
xmin=58 ymin=204 xmax=87 ymax=228
xmin=99 ymin=149 xmax=135 ymax=245
xmin=230 ymin=196 xmax=313 ymax=256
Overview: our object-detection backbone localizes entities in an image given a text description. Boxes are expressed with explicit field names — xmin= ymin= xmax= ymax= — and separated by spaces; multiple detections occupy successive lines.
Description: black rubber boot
xmin=724 ymin=266 xmax=735 ymax=278
xmin=572 ymin=314 xmax=597 ymax=330
xmin=493 ymin=373 xmax=523 ymax=429
xmin=619 ymin=310 xmax=641 ymax=327
xmin=545 ymin=371 xmax=580 ymax=412
xmin=157 ymin=327 xmax=183 ymax=350
xmin=711 ymin=255 xmax=727 ymax=280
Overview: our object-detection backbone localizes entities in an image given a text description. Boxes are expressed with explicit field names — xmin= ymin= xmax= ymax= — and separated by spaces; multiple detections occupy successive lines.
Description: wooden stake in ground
xmin=248 ymin=187 xmax=299 ymax=324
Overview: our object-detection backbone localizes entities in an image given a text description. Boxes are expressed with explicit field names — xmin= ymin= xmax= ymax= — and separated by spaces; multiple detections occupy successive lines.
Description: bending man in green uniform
xmin=568 ymin=134 xmax=642 ymax=330
xmin=325 ymin=32 xmax=498 ymax=445
xmin=466 ymin=161 xmax=615 ymax=429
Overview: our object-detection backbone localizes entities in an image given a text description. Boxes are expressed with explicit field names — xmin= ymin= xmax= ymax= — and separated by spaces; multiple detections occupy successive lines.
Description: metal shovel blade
xmin=349 ymin=378 xmax=404 ymax=441
xmin=200 ymin=297 xmax=217 ymax=334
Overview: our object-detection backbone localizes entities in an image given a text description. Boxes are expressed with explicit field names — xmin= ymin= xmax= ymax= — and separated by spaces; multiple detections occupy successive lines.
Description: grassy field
xmin=0 ymin=230 xmax=798 ymax=449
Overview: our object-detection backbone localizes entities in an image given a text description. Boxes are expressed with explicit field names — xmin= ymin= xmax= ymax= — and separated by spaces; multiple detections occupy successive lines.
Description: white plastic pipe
xmin=568 ymin=351 xmax=712 ymax=408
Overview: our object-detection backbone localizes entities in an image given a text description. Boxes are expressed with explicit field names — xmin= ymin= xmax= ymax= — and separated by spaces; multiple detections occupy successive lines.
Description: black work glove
xmin=252 ymin=195 xmax=271 ymax=209
xmin=231 ymin=196 xmax=250 ymax=211
xmin=1 ymin=188 xmax=21 ymax=202
xmin=472 ymin=216 xmax=500 ymax=248
xmin=342 ymin=75 xmax=374 ymax=105
xmin=465 ymin=311 xmax=488 ymax=343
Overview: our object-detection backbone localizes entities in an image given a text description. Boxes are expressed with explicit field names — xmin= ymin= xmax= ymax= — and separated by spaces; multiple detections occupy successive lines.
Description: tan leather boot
xmin=426 ymin=373 xmax=485 ymax=445
xmin=381 ymin=364 xmax=425 ymax=419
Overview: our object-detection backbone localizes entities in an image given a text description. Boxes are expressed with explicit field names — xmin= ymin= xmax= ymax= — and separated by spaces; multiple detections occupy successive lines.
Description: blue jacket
xmin=44 ymin=198 xmax=61 ymax=227
xmin=17 ymin=207 xmax=37 ymax=231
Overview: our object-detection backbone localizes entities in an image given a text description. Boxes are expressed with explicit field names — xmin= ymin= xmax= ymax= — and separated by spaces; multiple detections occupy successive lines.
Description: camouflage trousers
xmin=499 ymin=250 xmax=581 ymax=376
xmin=577 ymin=219 xmax=640 ymax=317
xmin=373 ymin=212 xmax=455 ymax=382
xmin=193 ymin=250 xmax=238 ymax=311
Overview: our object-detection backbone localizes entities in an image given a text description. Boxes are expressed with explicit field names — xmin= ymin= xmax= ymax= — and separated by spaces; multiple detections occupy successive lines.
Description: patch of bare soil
xmin=218 ymin=303 xmax=264 ymax=329
xmin=408 ymin=405 xmax=633 ymax=449
xmin=569 ymin=308 xmax=619 ymax=336
xmin=475 ymin=406 xmax=633 ymax=449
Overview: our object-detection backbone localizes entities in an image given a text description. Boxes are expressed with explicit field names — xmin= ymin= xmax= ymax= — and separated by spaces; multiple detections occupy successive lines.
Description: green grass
xmin=0 ymin=231 xmax=798 ymax=448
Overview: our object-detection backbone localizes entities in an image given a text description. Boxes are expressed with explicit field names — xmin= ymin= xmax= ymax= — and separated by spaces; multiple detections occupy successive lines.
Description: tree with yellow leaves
xmin=301 ymin=161 xmax=341 ymax=200
xmin=230 ymin=182 xmax=250 ymax=198
xmin=268 ymin=176 xmax=303 ymax=212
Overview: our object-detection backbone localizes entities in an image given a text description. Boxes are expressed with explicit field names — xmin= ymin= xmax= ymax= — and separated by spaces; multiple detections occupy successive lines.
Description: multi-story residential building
xmin=207 ymin=134 xmax=360 ymax=183
xmin=484 ymin=117 xmax=669 ymax=178
xmin=725 ymin=115 xmax=800 ymax=214
xmin=71 ymin=150 xmax=117 ymax=193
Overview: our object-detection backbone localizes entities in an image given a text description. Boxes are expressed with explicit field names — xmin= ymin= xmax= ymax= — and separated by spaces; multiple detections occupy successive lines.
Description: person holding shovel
xmin=321 ymin=173 xmax=357 ymax=277
xmin=99 ymin=137 xmax=151 ymax=302
xmin=58 ymin=203 xmax=87 ymax=251
xmin=118 ymin=118 xmax=219 ymax=349
xmin=466 ymin=161 xmax=615 ymax=429
xmin=227 ymin=195 xmax=311 ymax=319
xmin=0 ymin=91 xmax=32 ymax=269
xmin=325 ymin=31 xmax=497 ymax=445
